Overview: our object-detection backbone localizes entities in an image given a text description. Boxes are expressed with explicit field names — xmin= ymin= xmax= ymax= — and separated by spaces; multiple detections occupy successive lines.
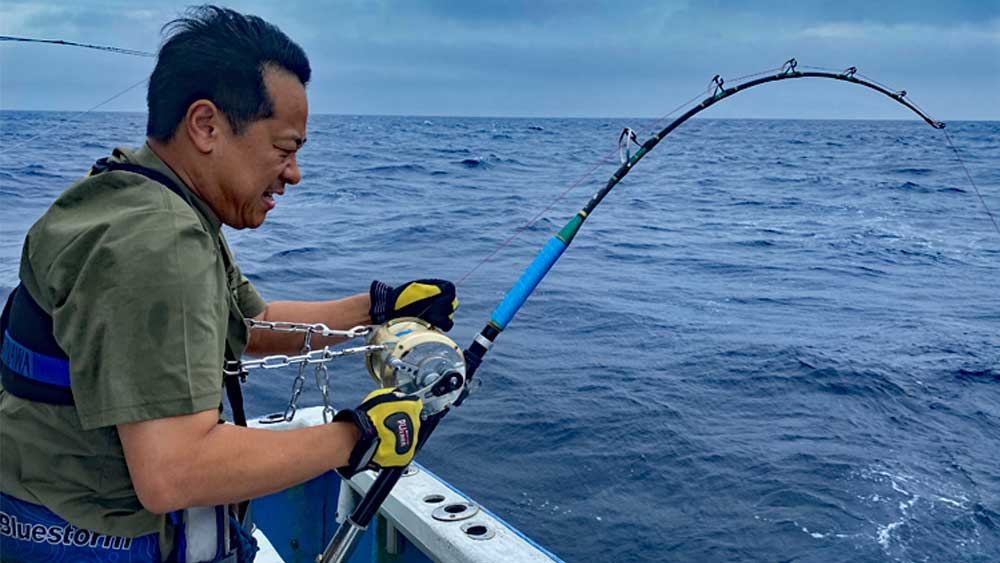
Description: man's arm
xmin=244 ymin=280 xmax=459 ymax=356
xmin=118 ymin=409 xmax=359 ymax=514
xmin=245 ymin=293 xmax=370 ymax=356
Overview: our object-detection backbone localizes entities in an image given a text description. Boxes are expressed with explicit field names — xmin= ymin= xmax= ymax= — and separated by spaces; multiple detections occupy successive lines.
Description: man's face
xmin=212 ymin=66 xmax=308 ymax=229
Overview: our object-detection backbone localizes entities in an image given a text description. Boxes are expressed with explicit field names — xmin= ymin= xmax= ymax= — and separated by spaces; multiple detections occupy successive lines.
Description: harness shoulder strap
xmin=91 ymin=158 xmax=194 ymax=207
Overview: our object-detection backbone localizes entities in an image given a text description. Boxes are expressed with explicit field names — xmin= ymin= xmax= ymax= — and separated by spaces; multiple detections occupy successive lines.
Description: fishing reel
xmin=365 ymin=318 xmax=467 ymax=418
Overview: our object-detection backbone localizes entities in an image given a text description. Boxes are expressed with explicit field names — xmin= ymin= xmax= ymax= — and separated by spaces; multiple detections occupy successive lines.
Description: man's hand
xmin=369 ymin=279 xmax=458 ymax=331
xmin=334 ymin=388 xmax=423 ymax=477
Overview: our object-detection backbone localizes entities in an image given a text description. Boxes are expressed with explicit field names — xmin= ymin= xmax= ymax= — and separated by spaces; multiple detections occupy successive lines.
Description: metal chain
xmin=284 ymin=368 xmax=307 ymax=421
xmin=226 ymin=343 xmax=385 ymax=419
xmin=315 ymin=362 xmax=335 ymax=423
xmin=223 ymin=320 xmax=385 ymax=422
xmin=223 ymin=345 xmax=385 ymax=375
xmin=245 ymin=319 xmax=372 ymax=340
xmin=283 ymin=332 xmax=313 ymax=422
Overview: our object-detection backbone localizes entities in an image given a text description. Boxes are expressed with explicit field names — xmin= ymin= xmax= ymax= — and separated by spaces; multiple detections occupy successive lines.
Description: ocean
xmin=1 ymin=111 xmax=998 ymax=562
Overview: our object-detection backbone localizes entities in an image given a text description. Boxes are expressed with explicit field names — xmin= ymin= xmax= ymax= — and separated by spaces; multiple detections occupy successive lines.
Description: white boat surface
xmin=247 ymin=406 xmax=563 ymax=563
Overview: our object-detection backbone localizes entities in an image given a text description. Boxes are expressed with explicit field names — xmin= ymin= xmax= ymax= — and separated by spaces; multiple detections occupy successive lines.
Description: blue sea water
xmin=1 ymin=111 xmax=998 ymax=562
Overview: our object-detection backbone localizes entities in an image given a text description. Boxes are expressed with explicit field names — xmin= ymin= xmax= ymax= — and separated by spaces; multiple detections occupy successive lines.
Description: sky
xmin=0 ymin=0 xmax=998 ymax=119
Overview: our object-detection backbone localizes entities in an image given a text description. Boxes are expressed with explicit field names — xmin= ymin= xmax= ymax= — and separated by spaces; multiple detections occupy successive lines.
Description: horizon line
xmin=0 ymin=108 xmax=996 ymax=122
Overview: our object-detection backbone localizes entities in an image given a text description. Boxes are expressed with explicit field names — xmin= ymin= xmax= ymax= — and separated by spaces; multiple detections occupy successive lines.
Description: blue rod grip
xmin=490 ymin=237 xmax=568 ymax=329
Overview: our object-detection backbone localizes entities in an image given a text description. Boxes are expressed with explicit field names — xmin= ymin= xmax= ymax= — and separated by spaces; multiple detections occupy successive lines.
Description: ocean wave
xmin=893 ymin=167 xmax=933 ymax=175
xmin=809 ymin=367 xmax=907 ymax=399
xmin=458 ymin=153 xmax=525 ymax=168
xmin=955 ymin=367 xmax=999 ymax=383
xmin=360 ymin=163 xmax=428 ymax=174
xmin=732 ymin=239 xmax=776 ymax=247
xmin=270 ymin=246 xmax=322 ymax=259
xmin=17 ymin=163 xmax=64 ymax=178
xmin=460 ymin=158 xmax=491 ymax=169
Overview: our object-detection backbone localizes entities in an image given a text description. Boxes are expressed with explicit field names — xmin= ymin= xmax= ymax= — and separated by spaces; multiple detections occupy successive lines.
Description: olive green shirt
xmin=0 ymin=144 xmax=267 ymax=558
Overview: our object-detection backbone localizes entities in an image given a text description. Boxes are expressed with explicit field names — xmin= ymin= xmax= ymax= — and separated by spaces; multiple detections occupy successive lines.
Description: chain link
xmin=282 ymin=332 xmax=313 ymax=422
xmin=283 ymin=367 xmax=307 ymax=421
xmin=314 ymin=362 xmax=334 ymax=423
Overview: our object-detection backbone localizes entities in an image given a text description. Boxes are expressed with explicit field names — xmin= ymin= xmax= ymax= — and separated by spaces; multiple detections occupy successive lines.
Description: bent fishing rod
xmin=321 ymin=58 xmax=993 ymax=561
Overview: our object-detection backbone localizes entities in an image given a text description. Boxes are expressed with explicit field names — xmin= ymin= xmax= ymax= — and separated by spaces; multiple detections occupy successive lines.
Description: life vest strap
xmin=1 ymin=284 xmax=74 ymax=405
xmin=1 ymin=330 xmax=71 ymax=386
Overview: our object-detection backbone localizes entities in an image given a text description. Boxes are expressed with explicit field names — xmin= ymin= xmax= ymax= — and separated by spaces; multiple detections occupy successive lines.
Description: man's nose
xmin=282 ymin=155 xmax=302 ymax=185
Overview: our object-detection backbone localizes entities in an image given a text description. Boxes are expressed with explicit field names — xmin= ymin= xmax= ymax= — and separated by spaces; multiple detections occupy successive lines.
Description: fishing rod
xmin=319 ymin=58 xmax=992 ymax=561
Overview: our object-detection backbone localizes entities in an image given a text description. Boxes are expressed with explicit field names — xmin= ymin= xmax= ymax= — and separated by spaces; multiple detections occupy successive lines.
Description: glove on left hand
xmin=369 ymin=279 xmax=458 ymax=331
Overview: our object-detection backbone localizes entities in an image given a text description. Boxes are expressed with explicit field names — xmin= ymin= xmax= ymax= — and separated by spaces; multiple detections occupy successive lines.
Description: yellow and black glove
xmin=334 ymin=388 xmax=423 ymax=477
xmin=369 ymin=279 xmax=458 ymax=331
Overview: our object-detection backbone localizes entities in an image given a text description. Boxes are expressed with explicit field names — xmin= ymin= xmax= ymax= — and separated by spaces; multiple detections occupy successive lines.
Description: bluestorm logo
xmin=0 ymin=511 xmax=134 ymax=550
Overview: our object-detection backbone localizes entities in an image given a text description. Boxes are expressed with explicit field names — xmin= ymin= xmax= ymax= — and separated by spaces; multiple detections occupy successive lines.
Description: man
xmin=0 ymin=6 xmax=457 ymax=562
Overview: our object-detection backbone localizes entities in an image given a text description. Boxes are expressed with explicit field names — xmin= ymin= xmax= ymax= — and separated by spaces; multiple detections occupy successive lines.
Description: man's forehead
xmin=263 ymin=65 xmax=308 ymax=142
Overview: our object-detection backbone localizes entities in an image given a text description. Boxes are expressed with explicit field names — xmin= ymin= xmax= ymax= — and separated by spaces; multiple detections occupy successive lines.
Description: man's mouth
xmin=262 ymin=190 xmax=281 ymax=210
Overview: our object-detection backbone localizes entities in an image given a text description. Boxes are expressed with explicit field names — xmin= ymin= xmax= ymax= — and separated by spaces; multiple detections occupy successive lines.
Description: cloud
xmin=796 ymin=21 xmax=1000 ymax=43
xmin=1 ymin=1 xmax=997 ymax=118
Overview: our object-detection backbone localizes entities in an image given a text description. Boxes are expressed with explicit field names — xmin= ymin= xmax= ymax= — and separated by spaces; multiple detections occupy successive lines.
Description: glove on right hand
xmin=334 ymin=388 xmax=423 ymax=478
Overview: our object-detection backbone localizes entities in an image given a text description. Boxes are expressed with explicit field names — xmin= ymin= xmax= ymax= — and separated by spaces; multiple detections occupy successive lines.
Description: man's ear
xmin=184 ymin=100 xmax=223 ymax=154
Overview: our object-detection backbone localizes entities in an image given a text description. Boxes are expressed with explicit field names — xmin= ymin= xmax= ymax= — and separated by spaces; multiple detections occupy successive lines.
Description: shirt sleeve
xmin=234 ymin=272 xmax=266 ymax=318
xmin=48 ymin=203 xmax=229 ymax=430
xmin=230 ymin=260 xmax=267 ymax=317
xmin=221 ymin=239 xmax=267 ymax=319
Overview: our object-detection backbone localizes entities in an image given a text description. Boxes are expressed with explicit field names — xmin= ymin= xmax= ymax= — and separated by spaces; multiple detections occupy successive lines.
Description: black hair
xmin=146 ymin=5 xmax=311 ymax=141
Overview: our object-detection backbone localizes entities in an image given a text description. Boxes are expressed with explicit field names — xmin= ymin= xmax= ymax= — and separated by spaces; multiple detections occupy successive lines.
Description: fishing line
xmin=0 ymin=77 xmax=150 ymax=156
xmin=941 ymin=129 xmax=1000 ymax=235
xmin=0 ymin=36 xmax=154 ymax=156
xmin=800 ymin=65 xmax=996 ymax=233
xmin=450 ymin=77 xmax=748 ymax=288
xmin=0 ymin=35 xmax=155 ymax=57
xmin=449 ymin=61 xmax=996 ymax=296
xmin=454 ymin=144 xmax=621 ymax=286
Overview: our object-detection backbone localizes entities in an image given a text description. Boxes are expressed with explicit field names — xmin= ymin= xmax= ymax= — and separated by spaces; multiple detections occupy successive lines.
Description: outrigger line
xmin=0 ymin=36 xmax=154 ymax=156
xmin=0 ymin=35 xmax=155 ymax=57
xmin=323 ymin=58 xmax=997 ymax=562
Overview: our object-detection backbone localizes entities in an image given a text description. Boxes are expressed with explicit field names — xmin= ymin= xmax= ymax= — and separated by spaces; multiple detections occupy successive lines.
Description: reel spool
xmin=365 ymin=318 xmax=466 ymax=417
